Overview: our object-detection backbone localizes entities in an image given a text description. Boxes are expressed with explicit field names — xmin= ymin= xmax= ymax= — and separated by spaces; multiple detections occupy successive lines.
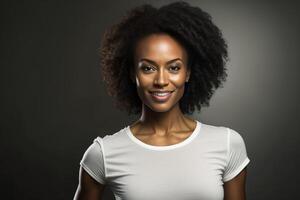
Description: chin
xmin=152 ymin=107 xmax=171 ymax=113
xmin=147 ymin=101 xmax=178 ymax=113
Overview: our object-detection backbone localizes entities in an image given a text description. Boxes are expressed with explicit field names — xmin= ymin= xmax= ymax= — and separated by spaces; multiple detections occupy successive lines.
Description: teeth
xmin=153 ymin=92 xmax=170 ymax=96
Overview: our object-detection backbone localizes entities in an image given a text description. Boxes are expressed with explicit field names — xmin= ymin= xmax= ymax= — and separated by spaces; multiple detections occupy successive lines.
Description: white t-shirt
xmin=80 ymin=120 xmax=250 ymax=200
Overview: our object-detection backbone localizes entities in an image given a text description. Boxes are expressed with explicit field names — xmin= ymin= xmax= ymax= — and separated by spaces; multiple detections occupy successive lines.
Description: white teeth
xmin=153 ymin=92 xmax=170 ymax=96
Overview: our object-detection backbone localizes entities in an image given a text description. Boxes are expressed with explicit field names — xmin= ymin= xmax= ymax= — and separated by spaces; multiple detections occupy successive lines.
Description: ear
xmin=186 ymin=68 xmax=191 ymax=82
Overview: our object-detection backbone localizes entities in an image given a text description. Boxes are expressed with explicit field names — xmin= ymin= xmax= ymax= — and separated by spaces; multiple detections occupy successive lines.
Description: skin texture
xmin=130 ymin=33 xmax=196 ymax=143
xmin=74 ymin=33 xmax=247 ymax=200
xmin=73 ymin=167 xmax=106 ymax=200
xmin=224 ymin=167 xmax=247 ymax=200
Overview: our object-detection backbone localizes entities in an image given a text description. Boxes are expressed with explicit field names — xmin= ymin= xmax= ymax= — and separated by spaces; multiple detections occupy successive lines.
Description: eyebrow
xmin=139 ymin=58 xmax=182 ymax=66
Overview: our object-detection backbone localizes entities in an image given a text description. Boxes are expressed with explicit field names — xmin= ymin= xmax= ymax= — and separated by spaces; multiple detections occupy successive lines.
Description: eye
xmin=141 ymin=65 xmax=154 ymax=72
xmin=169 ymin=65 xmax=181 ymax=72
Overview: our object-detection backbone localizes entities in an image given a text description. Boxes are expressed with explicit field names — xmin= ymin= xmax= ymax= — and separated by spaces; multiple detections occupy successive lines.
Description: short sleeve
xmin=79 ymin=137 xmax=106 ymax=184
xmin=223 ymin=128 xmax=250 ymax=182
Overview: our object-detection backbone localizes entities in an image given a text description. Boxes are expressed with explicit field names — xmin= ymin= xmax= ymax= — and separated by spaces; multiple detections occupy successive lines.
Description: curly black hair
xmin=99 ymin=1 xmax=228 ymax=116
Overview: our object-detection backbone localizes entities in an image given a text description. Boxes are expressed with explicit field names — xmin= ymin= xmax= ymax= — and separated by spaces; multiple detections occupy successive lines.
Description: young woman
xmin=74 ymin=1 xmax=250 ymax=200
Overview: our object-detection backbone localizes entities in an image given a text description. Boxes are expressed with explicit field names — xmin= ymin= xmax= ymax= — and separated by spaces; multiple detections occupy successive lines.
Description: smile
xmin=149 ymin=91 xmax=174 ymax=102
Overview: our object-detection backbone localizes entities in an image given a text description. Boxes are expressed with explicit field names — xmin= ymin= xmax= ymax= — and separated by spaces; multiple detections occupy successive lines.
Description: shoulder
xmin=200 ymin=122 xmax=244 ymax=138
xmin=199 ymin=122 xmax=228 ymax=138
xmin=226 ymin=128 xmax=247 ymax=152
xmin=227 ymin=128 xmax=245 ymax=140
xmin=198 ymin=122 xmax=247 ymax=147
xmin=97 ymin=126 xmax=130 ymax=149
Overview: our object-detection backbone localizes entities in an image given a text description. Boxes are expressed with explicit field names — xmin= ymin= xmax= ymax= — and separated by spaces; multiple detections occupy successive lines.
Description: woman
xmin=74 ymin=1 xmax=250 ymax=200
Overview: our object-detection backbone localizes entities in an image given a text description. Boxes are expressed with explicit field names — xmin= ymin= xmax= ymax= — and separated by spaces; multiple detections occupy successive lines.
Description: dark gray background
xmin=1 ymin=0 xmax=299 ymax=199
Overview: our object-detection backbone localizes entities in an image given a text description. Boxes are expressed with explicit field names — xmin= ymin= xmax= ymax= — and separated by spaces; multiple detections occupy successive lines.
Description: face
xmin=132 ymin=33 xmax=191 ymax=113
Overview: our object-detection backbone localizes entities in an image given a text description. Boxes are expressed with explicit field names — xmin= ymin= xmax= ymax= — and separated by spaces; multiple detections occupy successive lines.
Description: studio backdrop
xmin=1 ymin=0 xmax=299 ymax=199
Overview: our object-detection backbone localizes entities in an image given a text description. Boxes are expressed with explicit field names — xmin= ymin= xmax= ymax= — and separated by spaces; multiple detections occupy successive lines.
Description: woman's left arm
xmin=224 ymin=167 xmax=248 ymax=200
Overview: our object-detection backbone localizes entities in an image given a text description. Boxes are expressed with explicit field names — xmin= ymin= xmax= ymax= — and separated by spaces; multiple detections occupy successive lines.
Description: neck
xmin=136 ymin=103 xmax=193 ymax=135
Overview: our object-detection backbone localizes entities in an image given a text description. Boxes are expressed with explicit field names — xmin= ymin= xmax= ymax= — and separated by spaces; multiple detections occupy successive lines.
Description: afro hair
xmin=99 ymin=1 xmax=228 ymax=115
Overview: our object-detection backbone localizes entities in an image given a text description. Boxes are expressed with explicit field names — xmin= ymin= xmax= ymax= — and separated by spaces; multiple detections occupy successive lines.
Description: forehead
xmin=134 ymin=33 xmax=187 ymax=63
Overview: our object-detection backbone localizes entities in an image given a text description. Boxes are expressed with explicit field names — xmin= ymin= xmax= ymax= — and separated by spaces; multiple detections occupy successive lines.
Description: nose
xmin=154 ymin=68 xmax=169 ymax=87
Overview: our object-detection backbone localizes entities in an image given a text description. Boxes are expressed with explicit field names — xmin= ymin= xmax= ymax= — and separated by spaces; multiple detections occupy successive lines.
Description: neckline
xmin=125 ymin=120 xmax=201 ymax=151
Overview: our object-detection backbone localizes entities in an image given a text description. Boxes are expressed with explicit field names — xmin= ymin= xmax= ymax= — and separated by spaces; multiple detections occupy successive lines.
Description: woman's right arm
xmin=73 ymin=167 xmax=106 ymax=200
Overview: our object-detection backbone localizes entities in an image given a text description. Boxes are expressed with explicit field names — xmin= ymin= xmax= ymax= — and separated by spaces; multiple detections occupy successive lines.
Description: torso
xmin=99 ymin=121 xmax=233 ymax=200
xmin=129 ymin=117 xmax=197 ymax=146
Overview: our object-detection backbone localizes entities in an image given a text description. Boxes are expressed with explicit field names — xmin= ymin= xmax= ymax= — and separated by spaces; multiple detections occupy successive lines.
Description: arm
xmin=73 ymin=167 xmax=106 ymax=200
xmin=224 ymin=167 xmax=247 ymax=200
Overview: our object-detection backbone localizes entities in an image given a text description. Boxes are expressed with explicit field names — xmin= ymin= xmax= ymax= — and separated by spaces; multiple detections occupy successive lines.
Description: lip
xmin=149 ymin=90 xmax=174 ymax=102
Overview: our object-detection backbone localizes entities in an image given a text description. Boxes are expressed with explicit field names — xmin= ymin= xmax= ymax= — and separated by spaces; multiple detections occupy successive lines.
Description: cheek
xmin=135 ymin=75 xmax=153 ymax=101
xmin=170 ymin=75 xmax=186 ymax=88
xmin=135 ymin=74 xmax=153 ymax=89
xmin=170 ymin=75 xmax=187 ymax=100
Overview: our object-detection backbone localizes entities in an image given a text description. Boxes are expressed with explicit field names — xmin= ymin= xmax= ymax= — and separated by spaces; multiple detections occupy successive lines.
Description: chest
xmin=106 ymin=149 xmax=227 ymax=200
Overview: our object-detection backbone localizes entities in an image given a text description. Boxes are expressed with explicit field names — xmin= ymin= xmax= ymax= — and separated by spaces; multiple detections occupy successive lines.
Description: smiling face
xmin=132 ymin=33 xmax=191 ymax=113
